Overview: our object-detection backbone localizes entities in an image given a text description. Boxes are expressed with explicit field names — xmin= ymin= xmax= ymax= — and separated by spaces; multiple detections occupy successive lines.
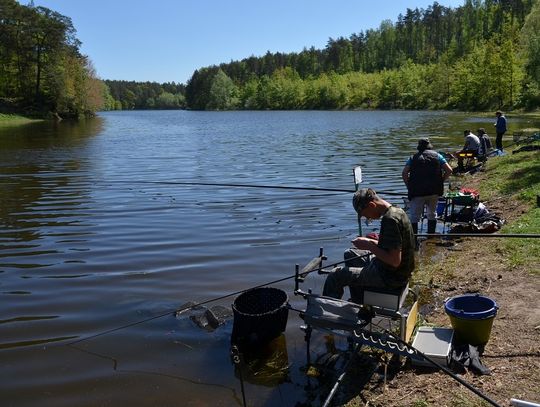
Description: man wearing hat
xmin=402 ymin=137 xmax=452 ymax=236
xmin=322 ymin=188 xmax=415 ymax=300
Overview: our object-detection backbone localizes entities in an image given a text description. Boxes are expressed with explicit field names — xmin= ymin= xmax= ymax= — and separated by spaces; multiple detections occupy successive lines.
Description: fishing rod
xmin=376 ymin=328 xmax=502 ymax=407
xmin=504 ymin=132 xmax=539 ymax=150
xmin=416 ymin=233 xmax=540 ymax=238
xmin=100 ymin=179 xmax=408 ymax=197
xmin=322 ymin=343 xmax=362 ymax=407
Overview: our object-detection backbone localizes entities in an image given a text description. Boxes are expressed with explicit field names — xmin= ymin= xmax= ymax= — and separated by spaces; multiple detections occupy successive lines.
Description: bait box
xmin=410 ymin=326 xmax=454 ymax=367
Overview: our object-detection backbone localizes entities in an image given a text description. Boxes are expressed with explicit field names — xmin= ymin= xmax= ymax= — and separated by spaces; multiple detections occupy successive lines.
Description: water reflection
xmin=0 ymin=117 xmax=104 ymax=149
xmin=0 ymin=118 xmax=102 ymax=261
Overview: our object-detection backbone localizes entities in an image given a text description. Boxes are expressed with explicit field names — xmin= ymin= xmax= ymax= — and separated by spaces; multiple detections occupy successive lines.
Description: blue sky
xmin=26 ymin=0 xmax=465 ymax=85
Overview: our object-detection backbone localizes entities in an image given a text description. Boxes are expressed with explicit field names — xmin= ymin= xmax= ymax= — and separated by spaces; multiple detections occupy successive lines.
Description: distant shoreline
xmin=0 ymin=113 xmax=44 ymax=126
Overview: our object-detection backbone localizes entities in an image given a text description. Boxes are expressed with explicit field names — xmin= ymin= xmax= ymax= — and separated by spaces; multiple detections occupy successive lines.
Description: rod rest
xmin=294 ymin=247 xmax=326 ymax=292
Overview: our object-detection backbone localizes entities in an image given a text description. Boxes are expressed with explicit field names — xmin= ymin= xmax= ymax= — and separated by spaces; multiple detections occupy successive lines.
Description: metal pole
xmin=231 ymin=346 xmax=248 ymax=407
xmin=322 ymin=343 xmax=361 ymax=407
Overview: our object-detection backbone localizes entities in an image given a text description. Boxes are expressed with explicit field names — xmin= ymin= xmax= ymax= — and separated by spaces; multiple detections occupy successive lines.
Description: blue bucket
xmin=444 ymin=294 xmax=498 ymax=345
xmin=436 ymin=198 xmax=446 ymax=217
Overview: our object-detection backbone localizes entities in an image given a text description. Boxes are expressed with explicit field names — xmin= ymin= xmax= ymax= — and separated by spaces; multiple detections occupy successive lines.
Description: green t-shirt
xmin=373 ymin=206 xmax=415 ymax=286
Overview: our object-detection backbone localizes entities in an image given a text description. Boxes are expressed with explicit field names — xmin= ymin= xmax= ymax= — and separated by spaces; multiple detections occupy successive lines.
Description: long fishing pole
xmin=135 ymin=180 xmax=356 ymax=193
xmin=106 ymin=179 xmax=408 ymax=197
xmin=504 ymin=132 xmax=539 ymax=150
xmin=416 ymin=233 xmax=540 ymax=238
xmin=378 ymin=328 xmax=502 ymax=407
xmin=322 ymin=343 xmax=361 ymax=407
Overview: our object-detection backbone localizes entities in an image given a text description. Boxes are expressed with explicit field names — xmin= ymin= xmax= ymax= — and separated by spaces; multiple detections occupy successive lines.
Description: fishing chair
xmin=456 ymin=150 xmax=481 ymax=172
xmin=350 ymin=283 xmax=417 ymax=343
xmin=293 ymin=248 xmax=419 ymax=365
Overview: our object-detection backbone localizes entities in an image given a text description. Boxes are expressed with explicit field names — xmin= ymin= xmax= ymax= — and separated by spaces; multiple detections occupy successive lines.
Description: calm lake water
xmin=0 ymin=110 xmax=533 ymax=406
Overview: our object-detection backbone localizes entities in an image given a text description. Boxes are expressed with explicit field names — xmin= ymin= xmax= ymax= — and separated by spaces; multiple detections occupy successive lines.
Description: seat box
xmin=411 ymin=326 xmax=454 ymax=367
xmin=361 ymin=283 xmax=409 ymax=312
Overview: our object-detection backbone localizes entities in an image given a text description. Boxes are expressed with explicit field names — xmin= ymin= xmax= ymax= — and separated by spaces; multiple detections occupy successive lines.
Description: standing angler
xmin=494 ymin=111 xmax=507 ymax=151
xmin=402 ymin=137 xmax=453 ymax=236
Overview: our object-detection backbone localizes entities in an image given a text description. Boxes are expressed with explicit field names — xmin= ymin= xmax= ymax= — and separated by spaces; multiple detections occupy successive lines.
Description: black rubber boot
xmin=427 ymin=220 xmax=437 ymax=235
xmin=411 ymin=222 xmax=419 ymax=250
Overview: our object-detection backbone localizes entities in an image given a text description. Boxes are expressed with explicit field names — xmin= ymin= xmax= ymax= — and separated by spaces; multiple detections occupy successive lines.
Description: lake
xmin=0 ymin=110 xmax=532 ymax=406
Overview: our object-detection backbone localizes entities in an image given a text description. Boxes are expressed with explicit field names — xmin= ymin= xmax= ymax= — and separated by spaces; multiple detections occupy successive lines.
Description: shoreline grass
xmin=479 ymin=148 xmax=540 ymax=273
xmin=0 ymin=113 xmax=43 ymax=125
xmin=417 ymin=147 xmax=540 ymax=287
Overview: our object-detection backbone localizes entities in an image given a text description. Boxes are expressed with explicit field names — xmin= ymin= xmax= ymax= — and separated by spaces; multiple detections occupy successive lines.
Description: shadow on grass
xmin=498 ymin=160 xmax=540 ymax=197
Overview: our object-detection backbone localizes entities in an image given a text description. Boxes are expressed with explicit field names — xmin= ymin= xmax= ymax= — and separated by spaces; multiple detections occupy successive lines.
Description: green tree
xmin=316 ymin=73 xmax=349 ymax=109
xmin=0 ymin=0 xmax=104 ymax=116
xmin=263 ymin=67 xmax=304 ymax=109
xmin=185 ymin=66 xmax=220 ymax=110
xmin=520 ymin=0 xmax=540 ymax=107
xmin=206 ymin=69 xmax=238 ymax=110
xmin=238 ymin=78 xmax=260 ymax=109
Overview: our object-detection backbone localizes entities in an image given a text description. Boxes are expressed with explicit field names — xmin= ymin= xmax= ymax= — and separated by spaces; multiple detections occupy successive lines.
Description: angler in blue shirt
xmin=494 ymin=111 xmax=507 ymax=151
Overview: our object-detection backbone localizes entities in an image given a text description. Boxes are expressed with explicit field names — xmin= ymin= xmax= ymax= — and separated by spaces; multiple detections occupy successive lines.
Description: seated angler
xmin=322 ymin=188 xmax=415 ymax=302
xmin=456 ymin=130 xmax=481 ymax=171
xmin=476 ymin=128 xmax=492 ymax=161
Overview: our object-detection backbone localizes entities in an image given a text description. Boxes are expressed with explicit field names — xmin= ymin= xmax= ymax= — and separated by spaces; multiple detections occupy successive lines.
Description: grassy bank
xmin=0 ymin=113 xmax=42 ymax=125
xmin=413 ymin=146 xmax=540 ymax=290
xmin=478 ymin=149 xmax=540 ymax=271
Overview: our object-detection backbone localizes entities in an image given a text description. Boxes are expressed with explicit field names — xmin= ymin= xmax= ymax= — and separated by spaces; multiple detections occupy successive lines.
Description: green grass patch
xmin=480 ymin=150 xmax=540 ymax=202
xmin=450 ymin=395 xmax=490 ymax=407
xmin=478 ymin=149 xmax=540 ymax=273
xmin=0 ymin=113 xmax=40 ymax=125
xmin=500 ymin=208 xmax=540 ymax=273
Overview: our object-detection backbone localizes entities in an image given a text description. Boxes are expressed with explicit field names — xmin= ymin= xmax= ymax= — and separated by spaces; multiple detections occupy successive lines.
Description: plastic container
xmin=444 ymin=294 xmax=498 ymax=346
xmin=231 ymin=287 xmax=289 ymax=347
xmin=436 ymin=198 xmax=447 ymax=217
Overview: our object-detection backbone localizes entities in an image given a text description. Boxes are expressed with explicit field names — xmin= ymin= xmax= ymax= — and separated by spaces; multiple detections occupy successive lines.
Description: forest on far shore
xmin=1 ymin=0 xmax=540 ymax=117
xmin=184 ymin=0 xmax=540 ymax=111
